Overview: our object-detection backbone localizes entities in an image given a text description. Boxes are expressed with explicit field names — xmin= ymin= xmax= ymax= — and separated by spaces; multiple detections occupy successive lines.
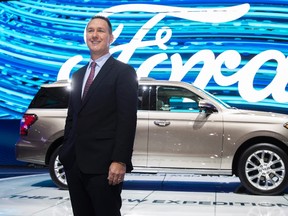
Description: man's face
xmin=86 ymin=18 xmax=114 ymax=59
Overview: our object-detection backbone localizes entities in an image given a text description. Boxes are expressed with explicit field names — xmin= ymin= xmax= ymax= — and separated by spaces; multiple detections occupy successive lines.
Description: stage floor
xmin=0 ymin=171 xmax=288 ymax=216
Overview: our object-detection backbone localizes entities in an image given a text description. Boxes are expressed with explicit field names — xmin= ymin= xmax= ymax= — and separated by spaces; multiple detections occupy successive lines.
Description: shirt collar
xmin=89 ymin=53 xmax=111 ymax=68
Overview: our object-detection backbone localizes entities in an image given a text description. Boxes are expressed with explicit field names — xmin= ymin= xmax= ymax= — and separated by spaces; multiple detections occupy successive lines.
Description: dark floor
xmin=0 ymin=165 xmax=48 ymax=179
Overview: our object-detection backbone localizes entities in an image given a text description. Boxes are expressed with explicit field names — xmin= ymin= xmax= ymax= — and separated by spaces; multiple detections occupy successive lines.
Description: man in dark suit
xmin=59 ymin=15 xmax=138 ymax=216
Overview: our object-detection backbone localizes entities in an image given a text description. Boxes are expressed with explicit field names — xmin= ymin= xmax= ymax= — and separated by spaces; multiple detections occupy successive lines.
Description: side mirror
xmin=198 ymin=99 xmax=218 ymax=114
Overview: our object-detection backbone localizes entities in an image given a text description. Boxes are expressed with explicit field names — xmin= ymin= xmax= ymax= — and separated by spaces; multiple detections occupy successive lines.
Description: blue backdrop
xmin=0 ymin=0 xmax=287 ymax=164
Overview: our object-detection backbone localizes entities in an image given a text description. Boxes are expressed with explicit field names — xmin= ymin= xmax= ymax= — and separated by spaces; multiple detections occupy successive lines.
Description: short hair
xmin=89 ymin=15 xmax=113 ymax=34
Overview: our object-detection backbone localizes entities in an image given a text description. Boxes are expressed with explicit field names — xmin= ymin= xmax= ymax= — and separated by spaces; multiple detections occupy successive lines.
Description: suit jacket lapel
xmin=81 ymin=56 xmax=115 ymax=106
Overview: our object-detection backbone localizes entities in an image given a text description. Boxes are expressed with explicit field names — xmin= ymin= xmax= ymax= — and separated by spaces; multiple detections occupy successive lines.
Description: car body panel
xmin=16 ymin=109 xmax=67 ymax=165
xmin=221 ymin=109 xmax=288 ymax=169
xmin=147 ymin=111 xmax=223 ymax=169
xmin=132 ymin=110 xmax=149 ymax=167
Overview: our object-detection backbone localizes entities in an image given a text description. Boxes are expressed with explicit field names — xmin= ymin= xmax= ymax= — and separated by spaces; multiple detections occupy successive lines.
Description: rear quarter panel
xmin=15 ymin=108 xmax=67 ymax=165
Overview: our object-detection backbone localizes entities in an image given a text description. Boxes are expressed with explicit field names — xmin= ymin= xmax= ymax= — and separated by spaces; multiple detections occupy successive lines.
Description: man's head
xmin=90 ymin=16 xmax=113 ymax=34
xmin=86 ymin=16 xmax=114 ymax=60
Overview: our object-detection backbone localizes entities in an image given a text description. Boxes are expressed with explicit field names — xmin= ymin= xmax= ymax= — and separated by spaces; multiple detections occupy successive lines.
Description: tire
xmin=48 ymin=146 xmax=68 ymax=190
xmin=238 ymin=143 xmax=288 ymax=195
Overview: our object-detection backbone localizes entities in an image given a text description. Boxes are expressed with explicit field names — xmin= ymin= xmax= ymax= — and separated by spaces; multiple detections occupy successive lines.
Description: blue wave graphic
xmin=0 ymin=0 xmax=287 ymax=119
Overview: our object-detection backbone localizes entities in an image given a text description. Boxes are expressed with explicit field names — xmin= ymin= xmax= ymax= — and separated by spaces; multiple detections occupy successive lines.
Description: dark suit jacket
xmin=59 ymin=56 xmax=138 ymax=174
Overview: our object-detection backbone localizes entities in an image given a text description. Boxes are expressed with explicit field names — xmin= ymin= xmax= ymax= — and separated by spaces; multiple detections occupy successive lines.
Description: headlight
xmin=284 ymin=122 xmax=288 ymax=129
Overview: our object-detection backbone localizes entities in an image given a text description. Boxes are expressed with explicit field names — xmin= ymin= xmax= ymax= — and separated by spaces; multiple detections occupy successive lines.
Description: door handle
xmin=154 ymin=120 xmax=170 ymax=127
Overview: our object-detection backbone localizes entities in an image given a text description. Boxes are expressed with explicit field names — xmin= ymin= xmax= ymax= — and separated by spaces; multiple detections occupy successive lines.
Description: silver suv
xmin=15 ymin=78 xmax=288 ymax=195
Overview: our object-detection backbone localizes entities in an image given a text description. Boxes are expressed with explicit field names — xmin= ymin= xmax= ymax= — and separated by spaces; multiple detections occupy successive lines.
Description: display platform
xmin=0 ymin=172 xmax=288 ymax=216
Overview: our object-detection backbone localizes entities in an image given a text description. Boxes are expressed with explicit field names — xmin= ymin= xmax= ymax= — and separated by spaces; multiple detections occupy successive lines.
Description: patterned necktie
xmin=83 ymin=61 xmax=96 ymax=99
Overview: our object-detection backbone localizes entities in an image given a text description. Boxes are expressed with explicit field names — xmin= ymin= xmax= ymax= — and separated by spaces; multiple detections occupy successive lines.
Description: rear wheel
xmin=48 ymin=146 xmax=68 ymax=190
xmin=238 ymin=143 xmax=288 ymax=195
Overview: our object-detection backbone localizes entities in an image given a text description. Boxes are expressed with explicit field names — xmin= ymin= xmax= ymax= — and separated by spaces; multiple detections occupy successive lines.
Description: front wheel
xmin=238 ymin=143 xmax=288 ymax=195
xmin=49 ymin=146 xmax=68 ymax=190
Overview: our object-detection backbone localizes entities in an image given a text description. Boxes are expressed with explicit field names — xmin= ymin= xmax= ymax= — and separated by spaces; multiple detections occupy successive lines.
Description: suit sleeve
xmin=58 ymin=74 xmax=76 ymax=166
xmin=111 ymin=63 xmax=138 ymax=165
xmin=63 ymin=74 xmax=76 ymax=144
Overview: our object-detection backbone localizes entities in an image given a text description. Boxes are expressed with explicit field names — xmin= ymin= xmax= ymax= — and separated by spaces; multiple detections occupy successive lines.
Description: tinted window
xmin=137 ymin=85 xmax=150 ymax=110
xmin=29 ymin=86 xmax=69 ymax=108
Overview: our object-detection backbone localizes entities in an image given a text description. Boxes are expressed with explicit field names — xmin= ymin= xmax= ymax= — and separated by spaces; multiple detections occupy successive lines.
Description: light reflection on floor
xmin=0 ymin=173 xmax=288 ymax=216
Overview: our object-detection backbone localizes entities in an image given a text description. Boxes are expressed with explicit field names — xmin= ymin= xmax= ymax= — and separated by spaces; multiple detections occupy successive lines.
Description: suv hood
xmin=238 ymin=109 xmax=288 ymax=118
xmin=223 ymin=108 xmax=288 ymax=123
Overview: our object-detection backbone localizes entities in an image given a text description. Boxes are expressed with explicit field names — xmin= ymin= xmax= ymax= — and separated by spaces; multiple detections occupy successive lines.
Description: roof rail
xmin=139 ymin=77 xmax=155 ymax=81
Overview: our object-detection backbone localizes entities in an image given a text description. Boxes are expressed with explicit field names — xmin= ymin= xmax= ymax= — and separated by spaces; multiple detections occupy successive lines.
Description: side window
xmin=137 ymin=85 xmax=150 ymax=110
xmin=156 ymin=86 xmax=202 ymax=112
xmin=29 ymin=86 xmax=69 ymax=108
